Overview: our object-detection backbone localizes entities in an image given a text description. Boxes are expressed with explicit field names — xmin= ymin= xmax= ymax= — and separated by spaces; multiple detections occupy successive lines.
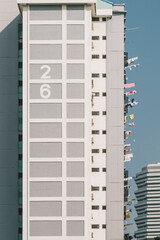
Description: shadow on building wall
xmin=0 ymin=14 xmax=21 ymax=240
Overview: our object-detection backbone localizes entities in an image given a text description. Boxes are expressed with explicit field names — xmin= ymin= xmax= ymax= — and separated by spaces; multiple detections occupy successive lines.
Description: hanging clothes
xmin=124 ymin=83 xmax=135 ymax=88
xmin=125 ymin=90 xmax=137 ymax=96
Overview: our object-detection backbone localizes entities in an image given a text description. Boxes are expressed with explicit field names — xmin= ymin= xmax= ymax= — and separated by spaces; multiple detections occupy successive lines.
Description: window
xmin=92 ymin=224 xmax=99 ymax=229
xmin=102 ymin=18 xmax=106 ymax=21
xmin=92 ymin=92 xmax=100 ymax=97
xmin=102 ymin=111 xmax=106 ymax=115
xmin=102 ymin=186 xmax=106 ymax=191
xmin=92 ymin=111 xmax=99 ymax=116
xmin=91 ymin=186 xmax=99 ymax=191
xmin=92 ymin=55 xmax=99 ymax=59
xmin=92 ymin=130 xmax=99 ymax=134
xmin=92 ymin=73 xmax=99 ymax=78
xmin=102 ymin=224 xmax=106 ymax=229
xmin=92 ymin=205 xmax=99 ymax=210
xmin=102 ymin=55 xmax=106 ymax=59
xmin=102 ymin=168 xmax=106 ymax=172
xmin=102 ymin=205 xmax=106 ymax=210
xmin=102 ymin=149 xmax=106 ymax=153
xmin=92 ymin=17 xmax=99 ymax=21
xmin=102 ymin=92 xmax=106 ymax=97
xmin=92 ymin=36 xmax=99 ymax=40
xmin=102 ymin=130 xmax=106 ymax=134
xmin=92 ymin=149 xmax=99 ymax=153
xmin=92 ymin=168 xmax=99 ymax=172
xmin=102 ymin=73 xmax=106 ymax=78
xmin=102 ymin=36 xmax=106 ymax=40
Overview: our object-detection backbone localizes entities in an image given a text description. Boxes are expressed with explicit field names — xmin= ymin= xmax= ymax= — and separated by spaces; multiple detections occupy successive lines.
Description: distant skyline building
xmin=135 ymin=163 xmax=160 ymax=240
xmin=0 ymin=0 xmax=126 ymax=239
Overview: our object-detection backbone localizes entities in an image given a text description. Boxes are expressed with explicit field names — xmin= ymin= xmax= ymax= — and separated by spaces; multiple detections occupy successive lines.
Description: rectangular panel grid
xmin=24 ymin=4 xmax=91 ymax=240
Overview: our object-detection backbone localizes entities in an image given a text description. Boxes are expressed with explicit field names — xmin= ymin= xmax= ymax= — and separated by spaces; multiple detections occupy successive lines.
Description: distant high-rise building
xmin=135 ymin=164 xmax=160 ymax=240
xmin=0 ymin=0 xmax=126 ymax=239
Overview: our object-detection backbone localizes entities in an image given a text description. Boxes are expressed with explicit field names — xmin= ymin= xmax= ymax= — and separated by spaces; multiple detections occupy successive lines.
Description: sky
xmin=112 ymin=0 xmax=160 ymax=236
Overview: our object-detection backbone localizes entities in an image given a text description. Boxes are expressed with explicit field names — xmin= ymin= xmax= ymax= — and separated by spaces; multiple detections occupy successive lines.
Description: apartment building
xmin=0 ymin=0 xmax=125 ymax=239
xmin=135 ymin=164 xmax=160 ymax=240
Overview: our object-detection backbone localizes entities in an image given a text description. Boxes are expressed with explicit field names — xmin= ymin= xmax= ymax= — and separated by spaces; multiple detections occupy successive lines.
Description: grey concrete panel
xmin=30 ymin=122 xmax=62 ymax=138
xmin=111 ymin=51 xmax=124 ymax=70
xmin=67 ymin=24 xmax=84 ymax=40
xmin=109 ymin=70 xmax=124 ymax=89
xmin=0 ymin=150 xmax=18 ymax=167
xmin=67 ymin=162 xmax=84 ymax=177
xmin=0 ymin=58 xmax=18 ymax=76
xmin=67 ymin=201 xmax=84 ymax=216
xmin=30 ymin=182 xmax=62 ymax=197
xmin=30 ymin=5 xmax=62 ymax=20
xmin=110 ymin=89 xmax=124 ymax=108
xmin=0 ymin=39 xmax=18 ymax=57
xmin=30 ymin=103 xmax=62 ymax=119
xmin=30 ymin=83 xmax=62 ymax=99
xmin=67 ymin=103 xmax=84 ymax=119
xmin=0 ymin=77 xmax=17 ymax=94
xmin=30 ymin=64 xmax=62 ymax=79
xmin=0 ymin=4 xmax=19 ymax=240
xmin=109 ymin=126 xmax=123 ymax=145
xmin=67 ymin=83 xmax=84 ymax=99
xmin=30 ymin=162 xmax=62 ymax=177
xmin=67 ymin=44 xmax=84 ymax=59
xmin=0 ymin=169 xmax=17 ymax=186
xmin=67 ymin=181 xmax=84 ymax=197
xmin=67 ymin=63 xmax=84 ymax=79
xmin=30 ymin=220 xmax=62 ymax=236
xmin=0 ymin=186 xmax=17 ymax=204
xmin=30 ymin=25 xmax=62 ymax=40
xmin=67 ymin=5 xmax=84 ymax=20
xmin=108 ymin=108 xmax=123 ymax=126
xmin=0 ymin=113 xmax=17 ymax=131
xmin=108 ymin=146 xmax=123 ymax=183
xmin=30 ymin=201 xmax=62 ymax=217
xmin=67 ymin=220 xmax=84 ymax=236
xmin=0 ymin=95 xmax=17 ymax=113
xmin=67 ymin=122 xmax=84 ymax=138
xmin=67 ymin=142 xmax=84 ymax=158
xmin=0 ymin=133 xmax=17 ymax=149
xmin=30 ymin=44 xmax=62 ymax=60
xmin=30 ymin=142 xmax=62 ymax=158
xmin=110 ymin=33 xmax=124 ymax=51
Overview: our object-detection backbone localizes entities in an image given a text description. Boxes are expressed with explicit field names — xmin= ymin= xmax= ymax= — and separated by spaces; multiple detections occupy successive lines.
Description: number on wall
xmin=40 ymin=84 xmax=51 ymax=99
xmin=40 ymin=65 xmax=51 ymax=79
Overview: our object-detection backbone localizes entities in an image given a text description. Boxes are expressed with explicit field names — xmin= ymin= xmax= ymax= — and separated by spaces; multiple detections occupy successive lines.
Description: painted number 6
xmin=40 ymin=84 xmax=51 ymax=99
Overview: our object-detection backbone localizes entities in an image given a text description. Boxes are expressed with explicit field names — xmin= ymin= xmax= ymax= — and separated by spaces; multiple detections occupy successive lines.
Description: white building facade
xmin=135 ymin=164 xmax=160 ymax=240
xmin=0 ymin=0 xmax=125 ymax=239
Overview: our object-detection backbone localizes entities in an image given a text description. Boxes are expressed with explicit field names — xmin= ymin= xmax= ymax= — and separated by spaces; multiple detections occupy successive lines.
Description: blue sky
xmin=112 ymin=0 xmax=160 ymax=236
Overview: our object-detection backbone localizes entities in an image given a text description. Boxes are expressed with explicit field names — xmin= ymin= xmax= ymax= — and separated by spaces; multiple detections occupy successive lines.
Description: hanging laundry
xmin=124 ymin=149 xmax=130 ymax=153
xmin=124 ymin=177 xmax=133 ymax=181
xmin=124 ymin=153 xmax=133 ymax=162
xmin=125 ymin=63 xmax=140 ymax=70
xmin=126 ymin=213 xmax=131 ymax=219
xmin=125 ymin=90 xmax=137 ymax=96
xmin=125 ymin=131 xmax=132 ymax=135
xmin=126 ymin=57 xmax=138 ymax=65
xmin=124 ymin=83 xmax=135 ymax=88
xmin=129 ymin=122 xmax=135 ymax=126
xmin=125 ymin=114 xmax=134 ymax=122
xmin=124 ymin=144 xmax=131 ymax=148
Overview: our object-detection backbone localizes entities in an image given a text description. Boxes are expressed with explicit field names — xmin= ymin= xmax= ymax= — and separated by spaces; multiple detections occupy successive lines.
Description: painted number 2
xmin=40 ymin=65 xmax=51 ymax=79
